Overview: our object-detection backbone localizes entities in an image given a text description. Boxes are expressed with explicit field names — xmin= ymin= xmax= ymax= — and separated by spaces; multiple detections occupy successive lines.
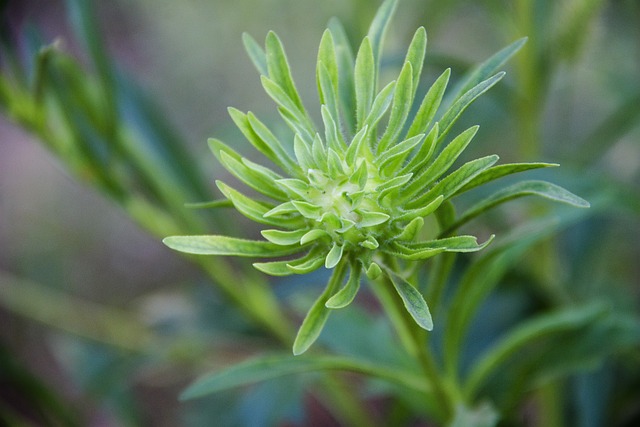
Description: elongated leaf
xmin=216 ymin=181 xmax=303 ymax=229
xmin=437 ymin=73 xmax=504 ymax=145
xmin=216 ymin=150 xmax=288 ymax=201
xmin=464 ymin=303 xmax=608 ymax=398
xmin=242 ymin=33 xmax=268 ymax=75
xmin=404 ymin=27 xmax=427 ymax=94
xmin=447 ymin=38 xmax=526 ymax=103
xmin=377 ymin=173 xmax=414 ymax=202
xmin=260 ymin=76 xmax=315 ymax=134
xmin=447 ymin=180 xmax=590 ymax=234
xmin=293 ymin=134 xmax=315 ymax=170
xmin=317 ymin=63 xmax=339 ymax=127
xmin=456 ymin=162 xmax=558 ymax=195
xmin=354 ymin=37 xmax=376 ymax=130
xmin=403 ymin=122 xmax=439 ymax=174
xmin=247 ymin=112 xmax=303 ymax=175
xmin=265 ymin=31 xmax=305 ymax=111
xmin=378 ymin=61 xmax=414 ymax=153
xmin=322 ymin=105 xmax=346 ymax=153
xmin=325 ymin=242 xmax=344 ymax=268
xmin=345 ymin=126 xmax=370 ymax=166
xmin=409 ymin=155 xmax=499 ymax=208
xmin=293 ymin=262 xmax=347 ymax=355
xmin=261 ymin=228 xmax=308 ymax=246
xmin=401 ymin=126 xmax=478 ymax=202
xmin=367 ymin=0 xmax=398 ymax=74
xmin=385 ymin=269 xmax=433 ymax=330
xmin=163 ymin=235 xmax=304 ymax=257
xmin=327 ymin=18 xmax=356 ymax=136
xmin=253 ymin=247 xmax=325 ymax=276
xmin=180 ymin=353 xmax=429 ymax=400
xmin=394 ymin=217 xmax=424 ymax=242
xmin=363 ymin=81 xmax=395 ymax=130
xmin=395 ymin=195 xmax=443 ymax=222
xmin=389 ymin=235 xmax=493 ymax=260
xmin=379 ymin=134 xmax=424 ymax=175
xmin=326 ymin=261 xmax=362 ymax=309
xmin=405 ymin=69 xmax=450 ymax=140
xmin=287 ymin=249 xmax=327 ymax=274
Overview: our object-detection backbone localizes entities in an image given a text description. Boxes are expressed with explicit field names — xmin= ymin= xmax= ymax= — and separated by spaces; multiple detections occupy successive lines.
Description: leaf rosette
xmin=164 ymin=0 xmax=588 ymax=354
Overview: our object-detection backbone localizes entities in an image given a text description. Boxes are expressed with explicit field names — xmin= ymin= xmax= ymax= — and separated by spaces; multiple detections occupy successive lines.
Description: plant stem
xmin=369 ymin=267 xmax=457 ymax=423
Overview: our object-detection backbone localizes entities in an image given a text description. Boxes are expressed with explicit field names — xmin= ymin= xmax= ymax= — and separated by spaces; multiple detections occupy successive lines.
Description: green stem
xmin=369 ymin=266 xmax=457 ymax=423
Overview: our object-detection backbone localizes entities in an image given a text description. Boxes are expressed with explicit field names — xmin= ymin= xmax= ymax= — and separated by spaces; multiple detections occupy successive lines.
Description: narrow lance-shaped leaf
xmin=293 ymin=261 xmax=348 ymax=355
xmin=403 ymin=27 xmax=427 ymax=95
xmin=389 ymin=235 xmax=494 ymax=260
xmin=378 ymin=61 xmax=414 ymax=153
xmin=405 ymin=68 xmax=450 ymax=140
xmin=265 ymin=31 xmax=305 ymax=111
xmin=327 ymin=17 xmax=356 ymax=136
xmin=409 ymin=155 xmax=499 ymax=208
xmin=163 ymin=235 xmax=304 ymax=257
xmin=326 ymin=261 xmax=362 ymax=309
xmin=445 ymin=180 xmax=590 ymax=234
xmin=363 ymin=81 xmax=395 ymax=130
xmin=254 ymin=247 xmax=325 ymax=276
xmin=242 ymin=33 xmax=268 ymax=76
xmin=447 ymin=37 xmax=527 ymax=104
xmin=260 ymin=76 xmax=316 ymax=136
xmin=400 ymin=125 xmax=478 ymax=202
xmin=366 ymin=0 xmax=398 ymax=82
xmin=437 ymin=72 xmax=504 ymax=147
xmin=456 ymin=162 xmax=559 ymax=195
xmin=385 ymin=268 xmax=433 ymax=330
xmin=211 ymin=142 xmax=288 ymax=201
xmin=261 ymin=228 xmax=309 ymax=246
xmin=402 ymin=122 xmax=439 ymax=174
xmin=216 ymin=181 xmax=303 ymax=229
xmin=354 ymin=37 xmax=375 ymax=130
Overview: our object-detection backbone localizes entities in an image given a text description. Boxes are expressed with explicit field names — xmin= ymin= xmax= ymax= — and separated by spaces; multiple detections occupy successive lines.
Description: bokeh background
xmin=1 ymin=0 xmax=639 ymax=426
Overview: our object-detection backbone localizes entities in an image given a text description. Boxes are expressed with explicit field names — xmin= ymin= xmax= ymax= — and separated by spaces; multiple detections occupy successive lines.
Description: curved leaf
xmin=163 ymin=235 xmax=303 ymax=257
xmin=385 ymin=269 xmax=433 ymax=330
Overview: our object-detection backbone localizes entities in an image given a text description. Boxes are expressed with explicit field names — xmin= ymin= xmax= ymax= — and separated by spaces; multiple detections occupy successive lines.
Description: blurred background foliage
xmin=0 ymin=0 xmax=639 ymax=426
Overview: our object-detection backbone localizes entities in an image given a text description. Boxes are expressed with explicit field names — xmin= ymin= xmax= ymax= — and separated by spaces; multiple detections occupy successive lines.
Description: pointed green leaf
xmin=293 ymin=262 xmax=347 ymax=355
xmin=395 ymin=195 xmax=444 ymax=222
xmin=217 ymin=151 xmax=288 ymax=201
xmin=349 ymin=160 xmax=369 ymax=190
xmin=360 ymin=236 xmax=379 ymax=249
xmin=311 ymin=133 xmax=328 ymax=170
xmin=265 ymin=31 xmax=305 ymax=111
xmin=327 ymin=148 xmax=345 ymax=177
xmin=446 ymin=180 xmax=590 ymax=234
xmin=357 ymin=210 xmax=391 ymax=227
xmin=345 ymin=126 xmax=370 ymax=166
xmin=261 ymin=228 xmax=308 ymax=246
xmin=457 ymin=162 xmax=559 ymax=195
xmin=401 ymin=126 xmax=479 ymax=202
xmin=293 ymin=134 xmax=315 ymax=170
xmin=403 ymin=122 xmax=439 ymax=174
xmin=404 ymin=27 xmax=427 ymax=94
xmin=378 ymin=61 xmax=414 ymax=153
xmin=366 ymin=0 xmax=398 ymax=74
xmin=264 ymin=201 xmax=298 ymax=217
xmin=247 ymin=112 xmax=303 ymax=175
xmin=242 ymin=33 xmax=268 ymax=75
xmin=327 ymin=18 xmax=356 ymax=136
xmin=377 ymin=173 xmax=413 ymax=202
xmin=276 ymin=178 xmax=310 ymax=198
xmin=322 ymin=105 xmax=346 ymax=153
xmin=448 ymin=37 xmax=527 ymax=104
xmin=216 ymin=181 xmax=301 ymax=229
xmin=409 ymin=155 xmax=499 ymax=208
xmin=385 ymin=269 xmax=433 ymax=330
xmin=300 ymin=229 xmax=330 ymax=245
xmin=254 ymin=247 xmax=324 ymax=276
xmin=287 ymin=249 xmax=327 ymax=274
xmin=292 ymin=201 xmax=324 ymax=219
xmin=260 ymin=76 xmax=315 ymax=134
xmin=317 ymin=63 xmax=340 ymax=127
xmin=405 ymin=69 xmax=450 ymax=139
xmin=437 ymin=72 xmax=504 ymax=145
xmin=179 ymin=353 xmax=428 ymax=400
xmin=163 ymin=235 xmax=303 ymax=257
xmin=326 ymin=262 xmax=362 ymax=309
xmin=325 ymin=242 xmax=344 ymax=268
xmin=363 ymin=81 xmax=395 ymax=130
xmin=389 ymin=235 xmax=494 ymax=260
xmin=378 ymin=134 xmax=424 ymax=174
xmin=394 ymin=217 xmax=424 ymax=242
xmin=366 ymin=262 xmax=383 ymax=280
xmin=354 ymin=37 xmax=375 ymax=129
